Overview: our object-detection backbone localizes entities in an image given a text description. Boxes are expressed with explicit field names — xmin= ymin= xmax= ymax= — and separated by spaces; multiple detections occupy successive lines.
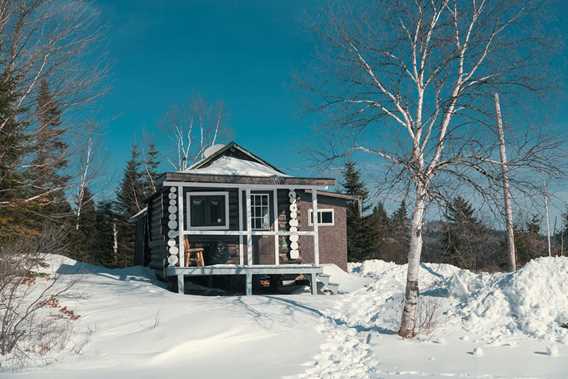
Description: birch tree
xmin=160 ymin=96 xmax=225 ymax=171
xmin=308 ymin=0 xmax=562 ymax=338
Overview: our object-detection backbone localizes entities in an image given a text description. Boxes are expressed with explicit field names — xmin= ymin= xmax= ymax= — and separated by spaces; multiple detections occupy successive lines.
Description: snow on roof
xmin=183 ymin=155 xmax=289 ymax=177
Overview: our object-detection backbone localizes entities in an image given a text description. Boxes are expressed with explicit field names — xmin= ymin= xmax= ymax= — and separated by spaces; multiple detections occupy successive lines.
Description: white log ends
xmin=170 ymin=187 xmax=177 ymax=193
xmin=168 ymin=205 xmax=178 ymax=214
xmin=168 ymin=255 xmax=179 ymax=266
xmin=168 ymin=220 xmax=178 ymax=230
xmin=289 ymin=250 xmax=300 ymax=259
xmin=288 ymin=189 xmax=300 ymax=260
xmin=168 ymin=193 xmax=177 ymax=200
xmin=168 ymin=230 xmax=179 ymax=239
xmin=169 ymin=213 xmax=177 ymax=221
xmin=167 ymin=239 xmax=176 ymax=247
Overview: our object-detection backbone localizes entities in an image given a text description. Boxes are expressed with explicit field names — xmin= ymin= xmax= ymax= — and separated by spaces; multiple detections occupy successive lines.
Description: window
xmin=251 ymin=193 xmax=270 ymax=230
xmin=187 ymin=192 xmax=229 ymax=230
xmin=309 ymin=209 xmax=334 ymax=226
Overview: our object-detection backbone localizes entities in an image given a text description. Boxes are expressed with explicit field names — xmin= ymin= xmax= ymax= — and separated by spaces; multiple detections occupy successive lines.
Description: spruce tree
xmin=74 ymin=186 xmax=98 ymax=262
xmin=341 ymin=161 xmax=373 ymax=262
xmin=29 ymin=79 xmax=70 ymax=217
xmin=94 ymin=200 xmax=118 ymax=266
xmin=366 ymin=202 xmax=389 ymax=259
xmin=388 ymin=200 xmax=410 ymax=263
xmin=142 ymin=143 xmax=160 ymax=197
xmin=114 ymin=145 xmax=145 ymax=267
xmin=441 ymin=196 xmax=485 ymax=269
xmin=0 ymin=72 xmax=33 ymax=240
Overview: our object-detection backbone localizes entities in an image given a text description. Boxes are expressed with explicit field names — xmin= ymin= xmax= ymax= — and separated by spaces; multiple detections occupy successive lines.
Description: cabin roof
xmin=186 ymin=142 xmax=287 ymax=176
xmin=158 ymin=141 xmax=334 ymax=186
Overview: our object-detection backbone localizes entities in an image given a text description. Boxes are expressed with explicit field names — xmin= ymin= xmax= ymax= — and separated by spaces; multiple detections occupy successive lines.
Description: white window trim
xmin=251 ymin=193 xmax=270 ymax=231
xmin=186 ymin=191 xmax=230 ymax=230
xmin=308 ymin=208 xmax=335 ymax=226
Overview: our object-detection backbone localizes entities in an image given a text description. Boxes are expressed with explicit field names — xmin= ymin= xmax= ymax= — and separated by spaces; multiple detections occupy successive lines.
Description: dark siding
xmin=297 ymin=193 xmax=348 ymax=271
xmin=147 ymin=192 xmax=167 ymax=277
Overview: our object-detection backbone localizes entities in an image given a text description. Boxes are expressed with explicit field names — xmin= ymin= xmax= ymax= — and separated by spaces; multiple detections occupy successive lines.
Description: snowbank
xmin=348 ymin=256 xmax=568 ymax=344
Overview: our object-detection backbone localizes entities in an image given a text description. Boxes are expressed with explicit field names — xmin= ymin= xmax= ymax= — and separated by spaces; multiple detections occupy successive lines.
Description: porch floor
xmin=168 ymin=264 xmax=323 ymax=296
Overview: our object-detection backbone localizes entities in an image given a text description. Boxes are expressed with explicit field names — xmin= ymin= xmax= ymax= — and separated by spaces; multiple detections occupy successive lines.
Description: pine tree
xmin=29 ymin=79 xmax=70 ymax=217
xmin=387 ymin=200 xmax=410 ymax=263
xmin=142 ymin=143 xmax=160 ymax=197
xmin=114 ymin=145 xmax=144 ymax=267
xmin=341 ymin=161 xmax=373 ymax=261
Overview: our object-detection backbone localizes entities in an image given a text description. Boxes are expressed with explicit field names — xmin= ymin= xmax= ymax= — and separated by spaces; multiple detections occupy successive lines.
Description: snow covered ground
xmin=2 ymin=255 xmax=568 ymax=378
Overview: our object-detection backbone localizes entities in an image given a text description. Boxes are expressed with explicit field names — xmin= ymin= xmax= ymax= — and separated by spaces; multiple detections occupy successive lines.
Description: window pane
xmin=321 ymin=211 xmax=333 ymax=224
xmin=190 ymin=195 xmax=226 ymax=227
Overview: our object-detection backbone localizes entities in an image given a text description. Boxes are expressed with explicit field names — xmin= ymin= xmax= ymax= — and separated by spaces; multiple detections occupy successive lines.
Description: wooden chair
xmin=184 ymin=237 xmax=205 ymax=267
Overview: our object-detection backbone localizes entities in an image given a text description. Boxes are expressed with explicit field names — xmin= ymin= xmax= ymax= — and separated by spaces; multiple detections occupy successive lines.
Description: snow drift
xmin=348 ymin=256 xmax=568 ymax=344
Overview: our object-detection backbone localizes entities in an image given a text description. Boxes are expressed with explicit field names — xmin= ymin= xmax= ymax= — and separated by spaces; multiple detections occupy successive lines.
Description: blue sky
xmin=93 ymin=0 xmax=568 ymax=220
xmin=94 ymin=0 xmax=324 ymax=183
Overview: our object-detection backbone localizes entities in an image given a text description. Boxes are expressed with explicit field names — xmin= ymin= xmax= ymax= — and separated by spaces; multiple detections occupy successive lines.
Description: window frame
xmin=250 ymin=193 xmax=271 ymax=231
xmin=186 ymin=191 xmax=230 ymax=230
xmin=308 ymin=208 xmax=335 ymax=226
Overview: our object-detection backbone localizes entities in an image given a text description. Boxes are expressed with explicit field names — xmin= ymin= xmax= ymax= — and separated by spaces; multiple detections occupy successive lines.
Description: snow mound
xmin=348 ymin=257 xmax=568 ymax=344
xmin=41 ymin=254 xmax=157 ymax=282
xmin=184 ymin=156 xmax=287 ymax=177
xmin=455 ymin=257 xmax=568 ymax=343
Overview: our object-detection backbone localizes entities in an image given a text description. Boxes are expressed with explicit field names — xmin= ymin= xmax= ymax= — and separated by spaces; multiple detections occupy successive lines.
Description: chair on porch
xmin=183 ymin=237 xmax=205 ymax=267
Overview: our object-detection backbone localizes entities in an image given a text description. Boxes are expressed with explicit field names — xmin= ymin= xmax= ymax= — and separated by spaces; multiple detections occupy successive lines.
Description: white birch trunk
xmin=495 ymin=93 xmax=516 ymax=271
xmin=398 ymin=188 xmax=427 ymax=338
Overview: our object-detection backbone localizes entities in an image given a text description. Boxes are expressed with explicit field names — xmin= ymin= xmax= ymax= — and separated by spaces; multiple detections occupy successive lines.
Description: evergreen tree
xmin=74 ymin=187 xmax=98 ymax=262
xmin=94 ymin=200 xmax=117 ymax=266
xmin=516 ymin=214 xmax=546 ymax=266
xmin=341 ymin=161 xmax=373 ymax=261
xmin=142 ymin=143 xmax=160 ymax=196
xmin=366 ymin=202 xmax=389 ymax=259
xmin=388 ymin=200 xmax=410 ymax=263
xmin=114 ymin=145 xmax=144 ymax=267
xmin=29 ymin=79 xmax=70 ymax=215
xmin=441 ymin=196 xmax=485 ymax=269
xmin=0 ymin=72 xmax=34 ymax=240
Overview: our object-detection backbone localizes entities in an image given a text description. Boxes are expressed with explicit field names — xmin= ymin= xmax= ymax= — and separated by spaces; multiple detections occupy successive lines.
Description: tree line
xmin=342 ymin=161 xmax=566 ymax=272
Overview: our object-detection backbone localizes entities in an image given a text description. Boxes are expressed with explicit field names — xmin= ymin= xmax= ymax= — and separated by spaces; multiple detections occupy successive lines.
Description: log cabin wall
xmin=298 ymin=193 xmax=348 ymax=271
xmin=147 ymin=190 xmax=168 ymax=278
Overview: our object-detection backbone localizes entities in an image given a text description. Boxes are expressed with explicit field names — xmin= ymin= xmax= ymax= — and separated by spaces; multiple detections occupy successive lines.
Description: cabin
xmin=132 ymin=142 xmax=355 ymax=295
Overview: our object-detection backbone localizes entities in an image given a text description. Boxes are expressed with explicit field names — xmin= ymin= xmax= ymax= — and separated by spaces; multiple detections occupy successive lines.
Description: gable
xmin=186 ymin=142 xmax=288 ymax=177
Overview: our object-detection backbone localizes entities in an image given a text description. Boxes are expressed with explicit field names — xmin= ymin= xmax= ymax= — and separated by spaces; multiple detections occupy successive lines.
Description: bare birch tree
xmin=494 ymin=93 xmax=516 ymax=271
xmin=159 ymin=96 xmax=226 ymax=171
xmin=307 ymin=0 xmax=563 ymax=338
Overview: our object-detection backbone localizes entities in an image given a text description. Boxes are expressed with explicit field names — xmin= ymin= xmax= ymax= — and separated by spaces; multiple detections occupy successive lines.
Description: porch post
xmin=238 ymin=188 xmax=244 ymax=265
xmin=311 ymin=188 xmax=320 ymax=266
xmin=178 ymin=185 xmax=184 ymax=268
xmin=273 ymin=188 xmax=279 ymax=265
xmin=245 ymin=188 xmax=253 ymax=265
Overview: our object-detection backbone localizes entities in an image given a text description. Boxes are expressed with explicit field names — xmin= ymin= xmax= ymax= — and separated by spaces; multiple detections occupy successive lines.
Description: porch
xmin=159 ymin=173 xmax=335 ymax=295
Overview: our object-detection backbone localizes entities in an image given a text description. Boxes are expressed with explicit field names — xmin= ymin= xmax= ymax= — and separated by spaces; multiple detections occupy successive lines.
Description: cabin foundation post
xmin=177 ymin=274 xmax=185 ymax=294
xmin=245 ymin=273 xmax=252 ymax=296
xmin=310 ymin=272 xmax=318 ymax=295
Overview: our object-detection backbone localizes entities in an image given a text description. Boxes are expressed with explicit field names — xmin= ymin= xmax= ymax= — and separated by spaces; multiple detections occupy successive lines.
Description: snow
xmin=4 ymin=255 xmax=568 ymax=378
xmin=184 ymin=156 xmax=287 ymax=177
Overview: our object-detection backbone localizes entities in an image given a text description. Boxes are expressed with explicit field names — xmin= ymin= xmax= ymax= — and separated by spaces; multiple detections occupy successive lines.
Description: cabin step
xmin=315 ymin=273 xmax=339 ymax=295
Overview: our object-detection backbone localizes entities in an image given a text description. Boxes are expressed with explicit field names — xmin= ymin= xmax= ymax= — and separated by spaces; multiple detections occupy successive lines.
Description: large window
xmin=187 ymin=192 xmax=229 ymax=230
xmin=251 ymin=193 xmax=270 ymax=230
xmin=308 ymin=209 xmax=335 ymax=226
